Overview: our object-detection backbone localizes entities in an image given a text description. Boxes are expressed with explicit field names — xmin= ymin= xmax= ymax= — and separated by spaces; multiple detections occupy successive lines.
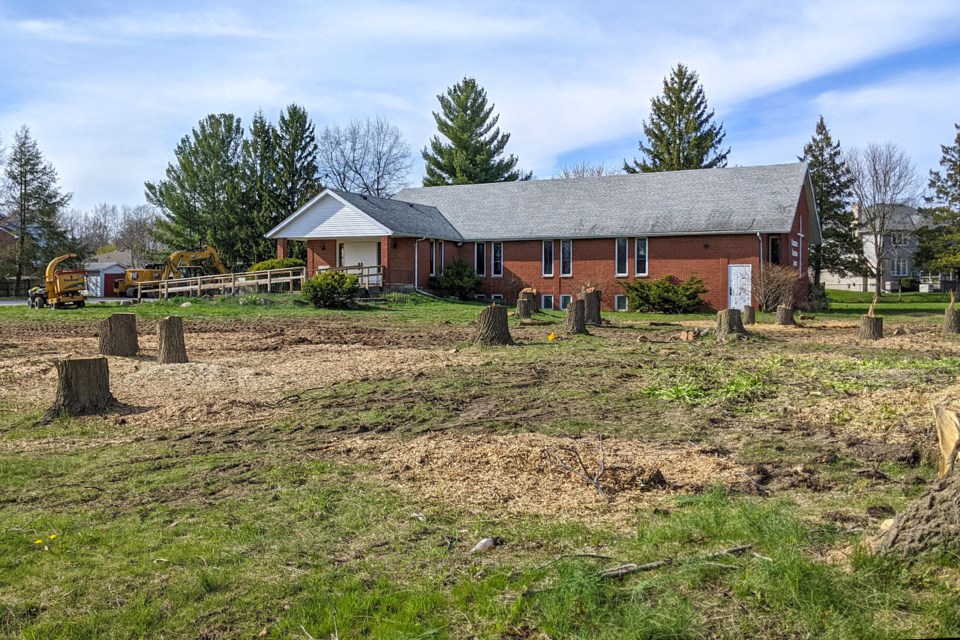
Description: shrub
xmin=248 ymin=258 xmax=305 ymax=272
xmin=433 ymin=259 xmax=482 ymax=301
xmin=754 ymin=264 xmax=802 ymax=312
xmin=622 ymin=275 xmax=707 ymax=313
xmin=806 ymin=282 xmax=831 ymax=311
xmin=302 ymin=270 xmax=359 ymax=309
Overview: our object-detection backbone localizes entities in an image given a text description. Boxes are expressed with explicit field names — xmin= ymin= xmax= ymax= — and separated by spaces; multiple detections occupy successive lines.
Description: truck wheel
xmin=76 ymin=301 xmax=86 ymax=309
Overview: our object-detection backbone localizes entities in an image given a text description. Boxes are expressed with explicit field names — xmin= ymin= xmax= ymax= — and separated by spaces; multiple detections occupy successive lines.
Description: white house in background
xmin=823 ymin=204 xmax=934 ymax=292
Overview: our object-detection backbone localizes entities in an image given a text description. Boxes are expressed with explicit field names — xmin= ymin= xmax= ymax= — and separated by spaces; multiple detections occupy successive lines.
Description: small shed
xmin=83 ymin=261 xmax=127 ymax=297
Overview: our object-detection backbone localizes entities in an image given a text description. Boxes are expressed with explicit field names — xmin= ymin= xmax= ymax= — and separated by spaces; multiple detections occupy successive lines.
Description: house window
xmin=615 ymin=295 xmax=628 ymax=311
xmin=492 ymin=242 xmax=503 ymax=277
xmin=769 ymin=237 xmax=781 ymax=265
xmin=891 ymin=258 xmax=909 ymax=276
xmin=615 ymin=238 xmax=628 ymax=276
xmin=475 ymin=242 xmax=486 ymax=276
xmin=491 ymin=293 xmax=504 ymax=301
xmin=559 ymin=294 xmax=572 ymax=310
xmin=542 ymin=240 xmax=554 ymax=277
xmin=890 ymin=232 xmax=907 ymax=246
xmin=560 ymin=240 xmax=572 ymax=277
xmin=541 ymin=294 xmax=554 ymax=310
xmin=438 ymin=240 xmax=445 ymax=275
xmin=429 ymin=240 xmax=436 ymax=276
xmin=635 ymin=238 xmax=648 ymax=276
xmin=338 ymin=243 xmax=345 ymax=268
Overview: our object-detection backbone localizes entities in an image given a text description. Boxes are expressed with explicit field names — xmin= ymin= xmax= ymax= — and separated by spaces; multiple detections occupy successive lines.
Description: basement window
xmin=491 ymin=293 xmax=505 ymax=301
xmin=541 ymin=294 xmax=554 ymax=310
xmin=615 ymin=295 xmax=628 ymax=311
xmin=559 ymin=294 xmax=572 ymax=310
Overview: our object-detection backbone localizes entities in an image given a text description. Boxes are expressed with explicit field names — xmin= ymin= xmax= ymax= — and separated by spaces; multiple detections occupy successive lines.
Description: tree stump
xmin=934 ymin=401 xmax=960 ymax=478
xmin=44 ymin=357 xmax=116 ymax=420
xmin=158 ymin=316 xmax=188 ymax=364
xmin=774 ymin=305 xmax=795 ymax=326
xmin=715 ymin=309 xmax=747 ymax=342
xmin=515 ymin=298 xmax=532 ymax=320
xmin=579 ymin=287 xmax=602 ymax=325
xmin=565 ymin=298 xmax=588 ymax=334
xmin=518 ymin=288 xmax=539 ymax=313
xmin=945 ymin=291 xmax=959 ymax=335
xmin=473 ymin=304 xmax=514 ymax=346
xmin=875 ymin=466 xmax=960 ymax=556
xmin=742 ymin=305 xmax=756 ymax=326
xmin=859 ymin=315 xmax=883 ymax=340
xmin=99 ymin=313 xmax=139 ymax=356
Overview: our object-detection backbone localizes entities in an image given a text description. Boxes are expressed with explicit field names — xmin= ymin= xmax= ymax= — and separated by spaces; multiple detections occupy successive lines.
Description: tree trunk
xmin=158 ymin=316 xmax=188 ymax=364
xmin=473 ymin=304 xmax=514 ymax=346
xmin=565 ymin=298 xmax=588 ymax=335
xmin=934 ymin=401 xmax=960 ymax=478
xmin=775 ymin=305 xmax=795 ymax=326
xmin=945 ymin=292 xmax=959 ymax=335
xmin=99 ymin=313 xmax=139 ymax=357
xmin=515 ymin=298 xmax=532 ymax=320
xmin=742 ymin=305 xmax=756 ymax=326
xmin=715 ymin=309 xmax=747 ymax=342
xmin=579 ymin=287 xmax=602 ymax=325
xmin=44 ymin=357 xmax=116 ymax=420
xmin=859 ymin=315 xmax=883 ymax=340
xmin=519 ymin=288 xmax=539 ymax=313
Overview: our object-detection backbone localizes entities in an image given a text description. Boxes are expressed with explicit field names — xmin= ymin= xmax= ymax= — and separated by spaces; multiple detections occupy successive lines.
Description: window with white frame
xmin=541 ymin=294 xmax=554 ymax=310
xmin=891 ymin=258 xmax=909 ymax=276
xmin=438 ymin=240 xmax=445 ymax=275
xmin=615 ymin=238 xmax=628 ymax=276
xmin=559 ymin=294 xmax=572 ymax=310
xmin=542 ymin=240 xmax=554 ymax=277
xmin=491 ymin=293 xmax=504 ymax=301
xmin=492 ymin=242 xmax=503 ymax=277
xmin=475 ymin=242 xmax=486 ymax=276
xmin=635 ymin=238 xmax=648 ymax=276
xmin=560 ymin=240 xmax=572 ymax=276
xmin=615 ymin=295 xmax=628 ymax=311
xmin=429 ymin=240 xmax=436 ymax=276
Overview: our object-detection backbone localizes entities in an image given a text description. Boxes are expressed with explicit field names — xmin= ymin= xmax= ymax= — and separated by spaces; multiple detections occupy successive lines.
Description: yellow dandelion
xmin=34 ymin=539 xmax=43 ymax=545
xmin=49 ymin=534 xmax=57 ymax=540
xmin=547 ymin=332 xmax=556 ymax=342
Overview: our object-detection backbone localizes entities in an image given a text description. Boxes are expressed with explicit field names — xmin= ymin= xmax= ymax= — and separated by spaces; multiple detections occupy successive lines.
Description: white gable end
xmin=269 ymin=192 xmax=391 ymax=239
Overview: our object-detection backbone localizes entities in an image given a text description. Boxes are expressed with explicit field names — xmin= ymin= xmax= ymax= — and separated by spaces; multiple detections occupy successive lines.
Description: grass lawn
xmin=1 ymin=292 xmax=959 ymax=638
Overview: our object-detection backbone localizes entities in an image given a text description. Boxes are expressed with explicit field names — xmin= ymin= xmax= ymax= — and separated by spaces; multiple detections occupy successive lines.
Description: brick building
xmin=267 ymin=163 xmax=820 ymax=311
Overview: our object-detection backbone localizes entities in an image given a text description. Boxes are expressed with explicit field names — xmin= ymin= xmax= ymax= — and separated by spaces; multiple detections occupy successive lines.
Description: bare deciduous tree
xmin=318 ymin=117 xmax=414 ymax=197
xmin=847 ymin=143 xmax=922 ymax=294
xmin=65 ymin=203 xmax=164 ymax=266
xmin=552 ymin=161 xmax=618 ymax=179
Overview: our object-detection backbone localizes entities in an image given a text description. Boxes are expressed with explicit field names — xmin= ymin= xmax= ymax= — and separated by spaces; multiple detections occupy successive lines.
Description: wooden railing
xmin=136 ymin=267 xmax=307 ymax=299
xmin=311 ymin=264 xmax=384 ymax=288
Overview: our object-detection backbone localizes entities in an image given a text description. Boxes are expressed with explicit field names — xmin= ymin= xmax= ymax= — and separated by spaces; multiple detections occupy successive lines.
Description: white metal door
xmin=728 ymin=264 xmax=752 ymax=310
xmin=340 ymin=242 xmax=381 ymax=286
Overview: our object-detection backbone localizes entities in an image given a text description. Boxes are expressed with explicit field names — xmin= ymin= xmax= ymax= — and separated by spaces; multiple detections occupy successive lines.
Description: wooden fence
xmin=136 ymin=267 xmax=306 ymax=299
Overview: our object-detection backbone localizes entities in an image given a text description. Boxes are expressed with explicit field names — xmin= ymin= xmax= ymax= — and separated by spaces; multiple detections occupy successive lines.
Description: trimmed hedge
xmin=302 ymin=270 xmax=360 ymax=309
xmin=248 ymin=258 xmax=306 ymax=272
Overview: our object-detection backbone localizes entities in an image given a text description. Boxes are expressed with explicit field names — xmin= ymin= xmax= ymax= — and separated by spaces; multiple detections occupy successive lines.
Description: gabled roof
xmin=397 ymin=163 xmax=816 ymax=241
xmin=84 ymin=261 xmax=126 ymax=272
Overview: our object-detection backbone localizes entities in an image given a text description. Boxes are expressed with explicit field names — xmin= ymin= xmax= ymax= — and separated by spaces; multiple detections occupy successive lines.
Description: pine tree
xmin=273 ymin=104 xmax=321 ymax=260
xmin=916 ymin=123 xmax=960 ymax=274
xmin=1 ymin=125 xmax=73 ymax=291
xmin=624 ymin=63 xmax=729 ymax=173
xmin=242 ymin=110 xmax=280 ymax=263
xmin=422 ymin=77 xmax=530 ymax=186
xmin=799 ymin=116 xmax=862 ymax=285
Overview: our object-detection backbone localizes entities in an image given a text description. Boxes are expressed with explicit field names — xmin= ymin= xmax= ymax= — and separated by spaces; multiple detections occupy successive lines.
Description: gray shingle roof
xmin=332 ymin=189 xmax=462 ymax=240
xmin=396 ymin=163 xmax=813 ymax=241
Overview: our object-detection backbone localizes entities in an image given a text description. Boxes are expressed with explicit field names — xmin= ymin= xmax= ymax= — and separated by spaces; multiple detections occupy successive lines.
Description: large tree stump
xmin=99 ymin=313 xmax=139 ymax=357
xmin=518 ymin=288 xmax=539 ymax=313
xmin=742 ymin=305 xmax=756 ymax=326
xmin=515 ymin=298 xmax=532 ymax=320
xmin=715 ymin=309 xmax=747 ymax=342
xmin=945 ymin=291 xmax=960 ymax=335
xmin=44 ymin=357 xmax=116 ymax=420
xmin=565 ymin=298 xmax=588 ymax=334
xmin=579 ymin=287 xmax=602 ymax=325
xmin=774 ymin=305 xmax=795 ymax=326
xmin=859 ymin=315 xmax=883 ymax=340
xmin=934 ymin=401 xmax=960 ymax=478
xmin=473 ymin=304 xmax=514 ymax=346
xmin=158 ymin=316 xmax=188 ymax=364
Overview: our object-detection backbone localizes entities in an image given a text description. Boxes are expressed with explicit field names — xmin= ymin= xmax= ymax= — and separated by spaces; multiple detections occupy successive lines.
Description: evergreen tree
xmin=1 ymin=125 xmax=73 ymax=291
xmin=273 ymin=104 xmax=321 ymax=260
xmin=624 ymin=63 xmax=729 ymax=173
xmin=422 ymin=77 xmax=530 ymax=186
xmin=799 ymin=116 xmax=862 ymax=285
xmin=242 ymin=110 xmax=280 ymax=263
xmin=916 ymin=123 xmax=960 ymax=274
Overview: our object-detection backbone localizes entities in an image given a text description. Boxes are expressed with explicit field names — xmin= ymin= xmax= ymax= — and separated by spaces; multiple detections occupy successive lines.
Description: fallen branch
xmin=534 ymin=553 xmax=617 ymax=571
xmin=544 ymin=439 xmax=608 ymax=500
xmin=597 ymin=544 xmax=752 ymax=580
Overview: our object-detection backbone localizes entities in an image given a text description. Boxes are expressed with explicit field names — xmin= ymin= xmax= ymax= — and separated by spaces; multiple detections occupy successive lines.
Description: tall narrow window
xmin=560 ymin=240 xmax=572 ymax=277
xmin=769 ymin=236 xmax=781 ymax=265
xmin=429 ymin=240 xmax=436 ymax=276
xmin=475 ymin=242 xmax=486 ymax=276
xmin=615 ymin=238 xmax=628 ymax=276
xmin=635 ymin=238 xmax=648 ymax=276
xmin=542 ymin=240 xmax=554 ymax=276
xmin=438 ymin=240 xmax=445 ymax=275
xmin=337 ymin=243 xmax=345 ymax=268
xmin=492 ymin=242 xmax=503 ymax=277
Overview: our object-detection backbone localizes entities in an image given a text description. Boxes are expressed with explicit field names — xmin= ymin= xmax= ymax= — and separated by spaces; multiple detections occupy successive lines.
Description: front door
xmin=728 ymin=264 xmax=752 ymax=310
xmin=340 ymin=242 xmax=381 ymax=286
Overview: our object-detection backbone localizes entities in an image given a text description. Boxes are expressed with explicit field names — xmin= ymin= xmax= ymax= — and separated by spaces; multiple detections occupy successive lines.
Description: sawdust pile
xmin=323 ymin=433 xmax=748 ymax=528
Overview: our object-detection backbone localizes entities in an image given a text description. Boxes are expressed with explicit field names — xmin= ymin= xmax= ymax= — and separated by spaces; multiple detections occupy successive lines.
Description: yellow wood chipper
xmin=29 ymin=253 xmax=87 ymax=309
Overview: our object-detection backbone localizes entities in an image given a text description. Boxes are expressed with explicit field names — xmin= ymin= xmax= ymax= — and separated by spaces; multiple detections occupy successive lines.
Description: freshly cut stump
xmin=715 ymin=309 xmax=747 ymax=343
xmin=579 ymin=287 xmax=602 ymax=325
xmin=945 ymin=291 xmax=960 ymax=335
xmin=742 ymin=305 xmax=756 ymax=326
xmin=473 ymin=304 xmax=514 ymax=346
xmin=519 ymin=287 xmax=539 ymax=313
xmin=515 ymin=298 xmax=532 ymax=320
xmin=876 ymin=469 xmax=960 ymax=556
xmin=158 ymin=316 xmax=188 ymax=364
xmin=775 ymin=305 xmax=795 ymax=326
xmin=934 ymin=401 xmax=960 ymax=478
xmin=566 ymin=298 xmax=588 ymax=335
xmin=859 ymin=315 xmax=883 ymax=340
xmin=99 ymin=313 xmax=139 ymax=356
xmin=45 ymin=357 xmax=116 ymax=420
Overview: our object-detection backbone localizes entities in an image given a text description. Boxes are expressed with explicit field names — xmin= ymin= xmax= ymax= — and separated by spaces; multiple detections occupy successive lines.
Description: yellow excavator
xmin=29 ymin=253 xmax=87 ymax=309
xmin=113 ymin=245 xmax=230 ymax=297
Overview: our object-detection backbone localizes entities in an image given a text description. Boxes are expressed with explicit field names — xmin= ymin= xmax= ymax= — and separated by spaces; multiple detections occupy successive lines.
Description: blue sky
xmin=2 ymin=0 xmax=960 ymax=212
